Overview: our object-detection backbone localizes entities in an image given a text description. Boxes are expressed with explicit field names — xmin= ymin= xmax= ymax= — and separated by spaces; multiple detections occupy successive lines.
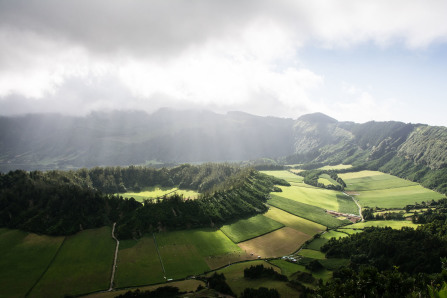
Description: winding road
xmin=108 ymin=222 xmax=120 ymax=291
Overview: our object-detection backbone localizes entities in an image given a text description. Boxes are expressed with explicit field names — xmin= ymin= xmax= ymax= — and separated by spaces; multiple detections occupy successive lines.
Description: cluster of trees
xmin=115 ymin=286 xmax=182 ymax=297
xmin=0 ymin=165 xmax=285 ymax=239
xmin=206 ymin=272 xmax=234 ymax=296
xmin=240 ymin=287 xmax=280 ymax=298
xmin=299 ymin=170 xmax=346 ymax=191
xmin=243 ymin=264 xmax=287 ymax=281
xmin=362 ymin=208 xmax=405 ymax=221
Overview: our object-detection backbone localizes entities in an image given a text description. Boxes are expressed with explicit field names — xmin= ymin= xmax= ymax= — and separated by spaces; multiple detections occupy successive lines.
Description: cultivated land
xmin=115 ymin=237 xmax=165 ymax=288
xmin=30 ymin=227 xmax=115 ymax=297
xmin=261 ymin=170 xmax=304 ymax=183
xmin=318 ymin=164 xmax=353 ymax=171
xmin=340 ymin=220 xmax=420 ymax=230
xmin=340 ymin=170 xmax=444 ymax=208
xmin=209 ymin=260 xmax=299 ymax=297
xmin=318 ymin=173 xmax=341 ymax=187
xmin=0 ymin=229 xmax=64 ymax=298
xmin=268 ymin=195 xmax=349 ymax=228
xmin=119 ymin=186 xmax=199 ymax=202
xmin=264 ymin=206 xmax=325 ymax=235
xmin=220 ymin=215 xmax=284 ymax=243
xmin=321 ymin=230 xmax=349 ymax=240
xmin=237 ymin=227 xmax=311 ymax=258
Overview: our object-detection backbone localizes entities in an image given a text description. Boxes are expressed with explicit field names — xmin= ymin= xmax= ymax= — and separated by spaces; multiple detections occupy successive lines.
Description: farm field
xmin=268 ymin=195 xmax=350 ymax=228
xmin=84 ymin=280 xmax=205 ymax=298
xmin=209 ymin=260 xmax=299 ymax=297
xmin=268 ymin=259 xmax=309 ymax=278
xmin=321 ymin=230 xmax=349 ymax=240
xmin=237 ymin=227 xmax=311 ymax=258
xmin=115 ymin=237 xmax=165 ymax=288
xmin=261 ymin=170 xmax=304 ymax=184
xmin=340 ymin=220 xmax=420 ymax=230
xmin=220 ymin=214 xmax=284 ymax=243
xmin=0 ymin=229 xmax=64 ymax=298
xmin=30 ymin=227 xmax=115 ymax=298
xmin=264 ymin=206 xmax=325 ymax=236
xmin=119 ymin=186 xmax=199 ymax=202
xmin=274 ymin=184 xmax=342 ymax=211
xmin=298 ymin=249 xmax=326 ymax=260
xmin=318 ymin=173 xmax=341 ymax=187
xmin=318 ymin=164 xmax=352 ymax=171
xmin=340 ymin=171 xmax=417 ymax=191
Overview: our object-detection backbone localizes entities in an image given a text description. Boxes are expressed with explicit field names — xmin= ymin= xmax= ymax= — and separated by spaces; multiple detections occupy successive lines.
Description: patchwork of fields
xmin=2 ymin=167 xmax=444 ymax=297
xmin=340 ymin=170 xmax=444 ymax=208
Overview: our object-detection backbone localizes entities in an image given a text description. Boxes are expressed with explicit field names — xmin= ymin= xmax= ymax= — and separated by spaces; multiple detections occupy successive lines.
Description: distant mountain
xmin=1 ymin=109 xmax=447 ymax=177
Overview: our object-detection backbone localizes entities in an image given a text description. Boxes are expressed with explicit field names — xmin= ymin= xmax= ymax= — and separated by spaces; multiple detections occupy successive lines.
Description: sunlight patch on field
xmin=220 ymin=215 xmax=284 ymax=243
xmin=340 ymin=220 xmax=420 ymax=230
xmin=260 ymin=170 xmax=304 ymax=183
xmin=318 ymin=164 xmax=352 ymax=171
xmin=118 ymin=186 xmax=199 ymax=202
xmin=274 ymin=185 xmax=340 ymax=211
xmin=264 ymin=206 xmax=325 ymax=236
xmin=237 ymin=227 xmax=311 ymax=258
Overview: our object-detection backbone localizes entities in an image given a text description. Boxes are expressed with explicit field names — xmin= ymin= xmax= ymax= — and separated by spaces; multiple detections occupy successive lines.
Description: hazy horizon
xmin=1 ymin=1 xmax=446 ymax=126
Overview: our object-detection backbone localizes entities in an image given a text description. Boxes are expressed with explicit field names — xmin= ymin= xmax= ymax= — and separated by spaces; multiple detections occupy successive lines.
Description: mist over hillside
xmin=0 ymin=108 xmax=445 ymax=174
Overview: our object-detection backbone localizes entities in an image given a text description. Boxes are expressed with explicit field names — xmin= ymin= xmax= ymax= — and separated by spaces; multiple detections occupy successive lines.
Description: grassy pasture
xmin=268 ymin=259 xmax=309 ymax=278
xmin=321 ymin=230 xmax=349 ymax=240
xmin=336 ymin=193 xmax=359 ymax=215
xmin=298 ymin=249 xmax=326 ymax=260
xmin=305 ymin=238 xmax=329 ymax=250
xmin=210 ymin=260 xmax=299 ymax=297
xmin=264 ymin=206 xmax=325 ymax=236
xmin=274 ymin=184 xmax=342 ymax=211
xmin=354 ymin=185 xmax=444 ymax=208
xmin=115 ymin=237 xmax=165 ymax=288
xmin=84 ymin=280 xmax=205 ymax=298
xmin=318 ymin=164 xmax=352 ymax=170
xmin=318 ymin=173 xmax=340 ymax=187
xmin=30 ymin=227 xmax=115 ymax=298
xmin=220 ymin=215 xmax=284 ymax=243
xmin=268 ymin=195 xmax=349 ymax=228
xmin=119 ymin=186 xmax=199 ymax=202
xmin=340 ymin=220 xmax=419 ymax=230
xmin=261 ymin=170 xmax=304 ymax=183
xmin=336 ymin=228 xmax=362 ymax=235
xmin=340 ymin=171 xmax=417 ymax=191
xmin=237 ymin=227 xmax=311 ymax=258
xmin=0 ymin=229 xmax=64 ymax=298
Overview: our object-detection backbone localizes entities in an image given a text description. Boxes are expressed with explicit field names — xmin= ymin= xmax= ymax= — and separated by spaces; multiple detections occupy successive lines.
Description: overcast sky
xmin=0 ymin=0 xmax=446 ymax=125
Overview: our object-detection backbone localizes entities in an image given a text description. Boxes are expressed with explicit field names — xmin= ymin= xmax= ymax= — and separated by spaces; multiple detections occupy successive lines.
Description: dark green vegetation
xmin=244 ymin=264 xmax=287 ymax=281
xmin=0 ymin=164 xmax=285 ymax=239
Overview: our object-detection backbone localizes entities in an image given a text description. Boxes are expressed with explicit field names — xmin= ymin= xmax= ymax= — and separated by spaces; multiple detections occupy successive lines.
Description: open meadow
xmin=264 ymin=206 xmax=325 ymax=235
xmin=220 ymin=214 xmax=284 ymax=243
xmin=340 ymin=170 xmax=444 ymax=208
xmin=340 ymin=220 xmax=420 ymax=230
xmin=30 ymin=227 xmax=115 ymax=297
xmin=119 ymin=186 xmax=199 ymax=202
xmin=0 ymin=229 xmax=65 ymax=298
xmin=261 ymin=170 xmax=304 ymax=184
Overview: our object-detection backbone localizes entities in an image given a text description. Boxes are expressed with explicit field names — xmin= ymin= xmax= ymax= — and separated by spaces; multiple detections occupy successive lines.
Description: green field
xmin=119 ymin=186 xmax=199 ymax=202
xmin=0 ymin=229 xmax=65 ymax=298
xmin=220 ymin=215 xmax=284 ymax=243
xmin=268 ymin=195 xmax=349 ymax=228
xmin=261 ymin=170 xmax=304 ymax=184
xmin=340 ymin=171 xmax=417 ymax=191
xmin=156 ymin=228 xmax=242 ymax=279
xmin=318 ymin=173 xmax=341 ymax=187
xmin=268 ymin=259 xmax=309 ymax=278
xmin=298 ymin=249 xmax=326 ymax=260
xmin=305 ymin=237 xmax=329 ymax=250
xmin=339 ymin=220 xmax=419 ymax=230
xmin=354 ymin=185 xmax=444 ymax=208
xmin=115 ymin=237 xmax=165 ymax=287
xmin=30 ymin=227 xmax=115 ymax=297
xmin=318 ymin=164 xmax=353 ymax=171
xmin=264 ymin=206 xmax=325 ymax=236
xmin=321 ymin=230 xmax=349 ymax=240
xmin=210 ymin=260 xmax=299 ymax=297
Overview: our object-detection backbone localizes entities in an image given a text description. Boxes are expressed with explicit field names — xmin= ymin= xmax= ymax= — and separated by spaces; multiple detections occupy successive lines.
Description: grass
xmin=318 ymin=164 xmax=352 ymax=170
xmin=340 ymin=220 xmax=420 ymax=230
xmin=354 ymin=185 xmax=445 ymax=208
xmin=340 ymin=171 xmax=418 ymax=191
xmin=84 ymin=280 xmax=205 ymax=298
xmin=274 ymin=185 xmax=341 ymax=211
xmin=336 ymin=193 xmax=359 ymax=215
xmin=220 ymin=215 xmax=284 ymax=243
xmin=0 ymin=229 xmax=64 ymax=298
xmin=263 ymin=206 xmax=325 ymax=236
xmin=336 ymin=229 xmax=362 ymax=235
xmin=119 ymin=186 xmax=199 ymax=202
xmin=321 ymin=230 xmax=349 ymax=240
xmin=318 ymin=174 xmax=341 ymax=187
xmin=261 ymin=170 xmax=304 ymax=183
xmin=30 ymin=227 xmax=116 ymax=297
xmin=298 ymin=249 xmax=326 ymax=260
xmin=305 ymin=238 xmax=329 ymax=250
xmin=237 ymin=227 xmax=311 ymax=258
xmin=115 ymin=237 xmax=165 ymax=288
xmin=268 ymin=195 xmax=350 ymax=228
xmin=155 ymin=228 xmax=243 ymax=279
xmin=268 ymin=259 xmax=309 ymax=278
xmin=210 ymin=260 xmax=299 ymax=297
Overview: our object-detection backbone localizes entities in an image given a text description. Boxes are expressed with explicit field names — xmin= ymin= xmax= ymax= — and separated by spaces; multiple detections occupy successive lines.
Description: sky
xmin=0 ymin=0 xmax=446 ymax=125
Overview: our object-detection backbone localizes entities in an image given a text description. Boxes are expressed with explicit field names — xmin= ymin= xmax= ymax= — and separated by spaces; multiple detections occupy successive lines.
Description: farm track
xmin=153 ymin=233 xmax=166 ymax=279
xmin=344 ymin=192 xmax=363 ymax=222
xmin=109 ymin=223 xmax=119 ymax=291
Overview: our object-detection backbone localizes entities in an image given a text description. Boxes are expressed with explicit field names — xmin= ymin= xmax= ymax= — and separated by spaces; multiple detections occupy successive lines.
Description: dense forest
xmin=0 ymin=164 xmax=287 ymax=238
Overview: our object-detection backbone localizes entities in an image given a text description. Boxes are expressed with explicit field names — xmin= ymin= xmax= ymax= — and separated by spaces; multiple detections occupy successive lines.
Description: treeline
xmin=244 ymin=264 xmax=287 ymax=281
xmin=298 ymin=170 xmax=346 ymax=191
xmin=0 ymin=165 xmax=285 ymax=239
xmin=310 ymin=202 xmax=447 ymax=297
